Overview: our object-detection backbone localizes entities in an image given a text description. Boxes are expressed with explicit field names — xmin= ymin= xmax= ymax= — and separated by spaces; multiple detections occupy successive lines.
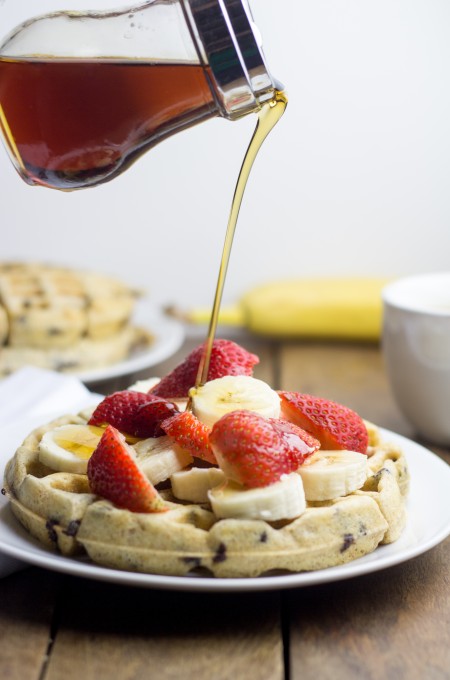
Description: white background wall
xmin=1 ymin=0 xmax=450 ymax=311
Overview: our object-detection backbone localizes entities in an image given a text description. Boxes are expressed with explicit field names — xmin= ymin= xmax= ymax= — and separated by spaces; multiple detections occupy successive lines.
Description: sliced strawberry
xmin=132 ymin=399 xmax=180 ymax=438
xmin=209 ymin=410 xmax=319 ymax=488
xmin=279 ymin=392 xmax=368 ymax=454
xmin=267 ymin=418 xmax=320 ymax=466
xmin=150 ymin=339 xmax=259 ymax=398
xmin=89 ymin=391 xmax=179 ymax=439
xmin=87 ymin=425 xmax=167 ymax=513
xmin=162 ymin=411 xmax=217 ymax=465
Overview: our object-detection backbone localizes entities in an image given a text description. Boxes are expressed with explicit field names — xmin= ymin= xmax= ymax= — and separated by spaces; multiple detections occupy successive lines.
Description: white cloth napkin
xmin=0 ymin=366 xmax=100 ymax=577
xmin=0 ymin=366 xmax=97 ymax=428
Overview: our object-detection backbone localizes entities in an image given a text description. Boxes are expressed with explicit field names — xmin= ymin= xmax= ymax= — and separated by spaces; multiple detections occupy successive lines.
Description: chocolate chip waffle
xmin=3 ymin=414 xmax=409 ymax=578
xmin=0 ymin=262 xmax=153 ymax=375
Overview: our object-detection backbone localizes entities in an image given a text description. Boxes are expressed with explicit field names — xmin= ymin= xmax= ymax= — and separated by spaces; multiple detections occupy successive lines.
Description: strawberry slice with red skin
xmin=162 ymin=411 xmax=217 ymax=465
xmin=89 ymin=391 xmax=179 ymax=439
xmin=87 ymin=425 xmax=167 ymax=513
xmin=132 ymin=399 xmax=180 ymax=438
xmin=267 ymin=418 xmax=320 ymax=466
xmin=209 ymin=411 xmax=319 ymax=489
xmin=279 ymin=391 xmax=368 ymax=454
xmin=150 ymin=339 xmax=259 ymax=398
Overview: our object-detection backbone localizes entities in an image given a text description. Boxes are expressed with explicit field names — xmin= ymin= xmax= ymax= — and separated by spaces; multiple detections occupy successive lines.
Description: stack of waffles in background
xmin=0 ymin=262 xmax=153 ymax=376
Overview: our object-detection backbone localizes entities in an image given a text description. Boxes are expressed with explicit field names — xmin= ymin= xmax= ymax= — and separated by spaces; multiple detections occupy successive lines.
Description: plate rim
xmin=0 ymin=426 xmax=449 ymax=592
xmin=75 ymin=299 xmax=185 ymax=384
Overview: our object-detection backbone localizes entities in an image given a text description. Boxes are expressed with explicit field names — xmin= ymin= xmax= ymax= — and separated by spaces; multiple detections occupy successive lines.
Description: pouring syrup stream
xmin=194 ymin=89 xmax=288 ymax=389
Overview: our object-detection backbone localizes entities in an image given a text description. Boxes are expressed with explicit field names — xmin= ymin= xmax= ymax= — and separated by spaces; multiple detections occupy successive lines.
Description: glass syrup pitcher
xmin=0 ymin=0 xmax=279 ymax=190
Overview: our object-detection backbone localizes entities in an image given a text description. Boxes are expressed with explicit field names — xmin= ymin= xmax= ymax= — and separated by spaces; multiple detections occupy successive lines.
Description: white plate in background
xmin=77 ymin=300 xmax=185 ymax=384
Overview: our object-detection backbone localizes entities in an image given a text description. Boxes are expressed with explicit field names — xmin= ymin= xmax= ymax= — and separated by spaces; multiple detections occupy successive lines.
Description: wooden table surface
xmin=1 ymin=335 xmax=449 ymax=680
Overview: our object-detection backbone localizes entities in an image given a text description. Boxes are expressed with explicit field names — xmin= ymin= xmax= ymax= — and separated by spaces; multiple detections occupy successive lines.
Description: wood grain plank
xmin=288 ymin=538 xmax=450 ymax=680
xmin=280 ymin=342 xmax=450 ymax=678
xmin=0 ymin=568 xmax=60 ymax=680
xmin=46 ymin=580 xmax=284 ymax=680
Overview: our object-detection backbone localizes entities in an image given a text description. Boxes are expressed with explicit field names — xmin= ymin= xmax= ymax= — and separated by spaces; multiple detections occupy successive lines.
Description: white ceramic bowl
xmin=382 ymin=272 xmax=450 ymax=445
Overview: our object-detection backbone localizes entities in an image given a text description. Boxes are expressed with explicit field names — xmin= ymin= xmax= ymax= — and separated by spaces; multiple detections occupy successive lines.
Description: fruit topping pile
xmin=38 ymin=339 xmax=370 ymax=522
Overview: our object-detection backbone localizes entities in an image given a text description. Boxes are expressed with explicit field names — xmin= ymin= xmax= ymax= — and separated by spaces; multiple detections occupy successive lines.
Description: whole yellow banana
xmin=188 ymin=278 xmax=390 ymax=341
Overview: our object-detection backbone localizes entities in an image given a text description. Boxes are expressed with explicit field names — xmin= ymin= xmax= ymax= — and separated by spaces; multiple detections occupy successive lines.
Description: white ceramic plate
xmin=0 ymin=426 xmax=449 ymax=592
xmin=76 ymin=299 xmax=185 ymax=385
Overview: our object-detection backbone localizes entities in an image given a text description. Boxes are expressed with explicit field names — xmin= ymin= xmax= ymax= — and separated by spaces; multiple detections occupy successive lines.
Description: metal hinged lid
xmin=182 ymin=0 xmax=276 ymax=119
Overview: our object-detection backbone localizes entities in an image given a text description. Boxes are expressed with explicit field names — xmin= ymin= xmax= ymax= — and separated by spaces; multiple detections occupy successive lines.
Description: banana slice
xmin=208 ymin=473 xmax=306 ymax=521
xmin=191 ymin=375 xmax=281 ymax=428
xmin=134 ymin=435 xmax=193 ymax=485
xmin=171 ymin=467 xmax=226 ymax=503
xmin=297 ymin=450 xmax=368 ymax=501
xmin=39 ymin=424 xmax=104 ymax=473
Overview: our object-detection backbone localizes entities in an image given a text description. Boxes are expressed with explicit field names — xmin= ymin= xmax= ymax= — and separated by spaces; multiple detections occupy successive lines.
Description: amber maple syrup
xmin=195 ymin=90 xmax=287 ymax=387
xmin=0 ymin=57 xmax=216 ymax=189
